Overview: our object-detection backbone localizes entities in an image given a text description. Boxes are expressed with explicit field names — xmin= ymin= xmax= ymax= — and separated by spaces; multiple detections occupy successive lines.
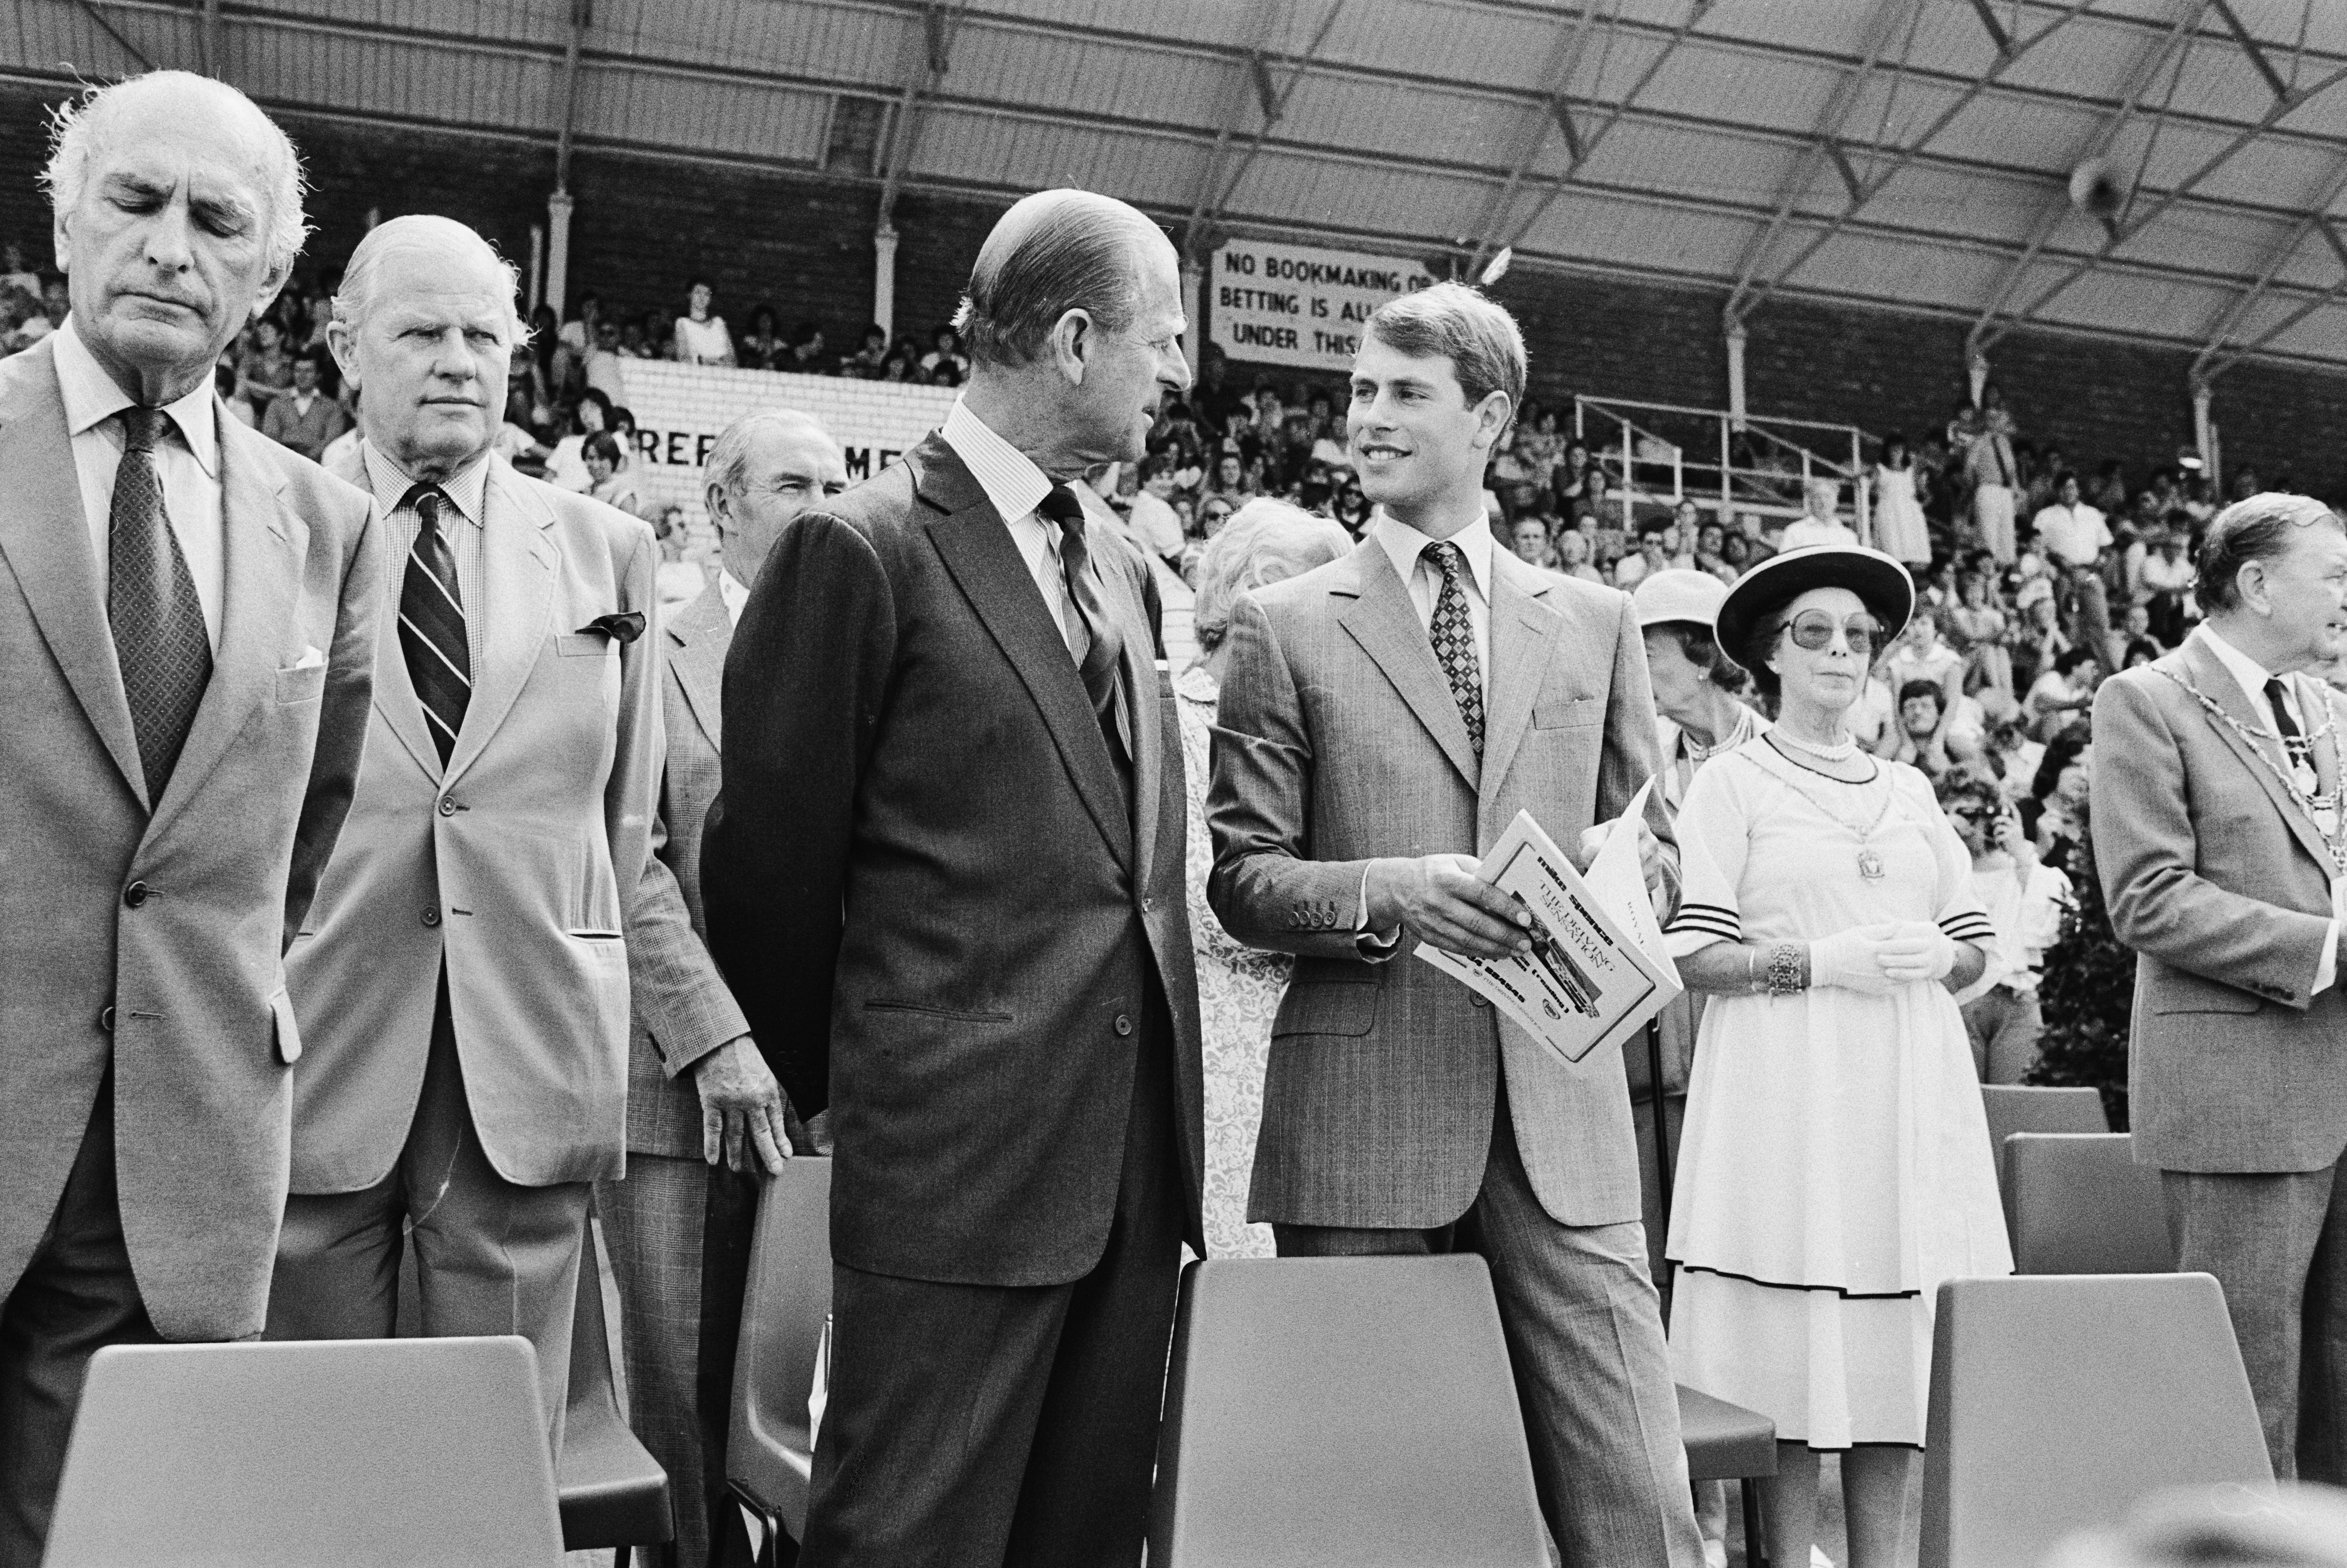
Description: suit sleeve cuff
xmin=652 ymin=1005 xmax=753 ymax=1079
xmin=1355 ymin=863 xmax=1402 ymax=960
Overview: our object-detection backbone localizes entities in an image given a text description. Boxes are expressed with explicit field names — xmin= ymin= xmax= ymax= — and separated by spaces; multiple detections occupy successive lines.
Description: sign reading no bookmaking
xmin=612 ymin=360 xmax=958 ymax=536
xmin=1208 ymin=238 xmax=1437 ymax=373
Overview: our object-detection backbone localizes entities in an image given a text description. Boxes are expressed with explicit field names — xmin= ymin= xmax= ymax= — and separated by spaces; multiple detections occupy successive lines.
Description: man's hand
xmin=1576 ymin=816 xmax=1671 ymax=919
xmin=695 ymin=1035 xmax=790 ymax=1175
xmin=1364 ymin=854 xmax=1532 ymax=961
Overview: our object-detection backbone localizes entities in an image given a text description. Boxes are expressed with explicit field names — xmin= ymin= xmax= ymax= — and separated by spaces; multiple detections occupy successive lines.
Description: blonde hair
xmin=1192 ymin=498 xmax=1351 ymax=655
xmin=1363 ymin=281 xmax=1527 ymax=418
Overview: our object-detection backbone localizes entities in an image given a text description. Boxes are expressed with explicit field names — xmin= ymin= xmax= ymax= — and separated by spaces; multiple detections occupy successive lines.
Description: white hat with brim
xmin=1714 ymin=544 xmax=1916 ymax=673
xmin=1632 ymin=569 xmax=1730 ymax=630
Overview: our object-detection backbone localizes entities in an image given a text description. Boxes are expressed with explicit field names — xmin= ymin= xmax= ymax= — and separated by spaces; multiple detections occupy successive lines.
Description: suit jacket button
xmin=97 ymin=1005 xmax=114 ymax=1033
xmin=123 ymin=881 xmax=149 ymax=908
xmin=438 ymin=796 xmax=458 ymax=817
xmin=1470 ymin=994 xmax=1489 ymax=1009
xmin=1114 ymin=1013 xmax=1134 ymax=1037
xmin=421 ymin=907 xmax=442 ymax=928
xmin=1142 ymin=895 xmax=1156 ymax=914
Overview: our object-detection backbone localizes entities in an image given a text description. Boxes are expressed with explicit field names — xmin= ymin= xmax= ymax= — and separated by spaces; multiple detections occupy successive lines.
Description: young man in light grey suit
xmin=1209 ymin=283 xmax=1701 ymax=1566
xmin=597 ymin=410 xmax=845 ymax=1568
xmin=2093 ymin=492 xmax=2347 ymax=1481
xmin=0 ymin=74 xmax=381 ymax=1564
xmin=265 ymin=216 xmax=661 ymax=1446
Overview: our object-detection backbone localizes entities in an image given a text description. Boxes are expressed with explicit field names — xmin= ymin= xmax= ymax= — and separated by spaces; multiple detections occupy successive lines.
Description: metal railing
xmin=1572 ymin=395 xmax=1874 ymax=544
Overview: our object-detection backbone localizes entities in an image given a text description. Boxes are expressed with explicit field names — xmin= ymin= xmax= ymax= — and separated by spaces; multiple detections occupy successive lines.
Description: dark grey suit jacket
xmin=2094 ymin=632 xmax=2347 ymax=1173
xmin=702 ymin=431 xmax=1206 ymax=1286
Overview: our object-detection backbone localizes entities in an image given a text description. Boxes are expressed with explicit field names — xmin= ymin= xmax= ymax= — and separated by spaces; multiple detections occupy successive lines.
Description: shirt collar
xmin=1372 ymin=507 xmax=1493 ymax=602
xmin=53 ymin=315 xmax=220 ymax=479
xmin=941 ymin=395 xmax=1055 ymax=525
xmin=718 ymin=569 xmax=750 ymax=627
xmin=2196 ymin=622 xmax=2293 ymax=722
xmin=359 ymin=438 xmax=491 ymax=529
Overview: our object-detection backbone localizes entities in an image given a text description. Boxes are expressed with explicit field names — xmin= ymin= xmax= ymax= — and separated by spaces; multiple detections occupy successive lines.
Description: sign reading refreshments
xmin=1207 ymin=238 xmax=1436 ymax=372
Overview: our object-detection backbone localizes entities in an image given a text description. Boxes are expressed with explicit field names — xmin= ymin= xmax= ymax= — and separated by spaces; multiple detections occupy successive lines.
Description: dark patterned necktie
xmin=1036 ymin=483 xmax=1131 ymax=770
xmin=2268 ymin=677 xmax=2316 ymax=790
xmin=1423 ymin=540 xmax=1485 ymax=758
xmin=398 ymin=484 xmax=470 ymax=764
xmin=109 ymin=406 xmax=212 ymax=806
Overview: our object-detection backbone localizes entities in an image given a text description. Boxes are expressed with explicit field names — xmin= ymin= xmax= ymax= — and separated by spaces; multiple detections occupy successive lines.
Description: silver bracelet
xmin=1744 ymin=946 xmax=1758 ymax=992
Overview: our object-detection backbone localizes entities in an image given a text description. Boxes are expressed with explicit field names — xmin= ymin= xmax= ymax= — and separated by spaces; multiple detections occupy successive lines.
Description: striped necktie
xmin=108 ymin=406 xmax=212 ymax=806
xmin=1036 ymin=483 xmax=1132 ymax=773
xmin=397 ymin=484 xmax=470 ymax=764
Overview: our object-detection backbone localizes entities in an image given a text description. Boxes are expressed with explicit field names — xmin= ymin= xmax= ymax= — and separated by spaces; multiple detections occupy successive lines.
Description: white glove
xmin=1809 ymin=925 xmax=1905 ymax=996
xmin=1878 ymin=921 xmax=1957 ymax=984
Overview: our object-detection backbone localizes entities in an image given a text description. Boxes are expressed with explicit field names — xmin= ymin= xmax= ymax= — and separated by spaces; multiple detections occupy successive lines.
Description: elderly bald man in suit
xmin=598 ymin=408 xmax=845 ymax=1568
xmin=0 ymin=72 xmax=381 ymax=1564
xmin=265 ymin=215 xmax=661 ymax=1447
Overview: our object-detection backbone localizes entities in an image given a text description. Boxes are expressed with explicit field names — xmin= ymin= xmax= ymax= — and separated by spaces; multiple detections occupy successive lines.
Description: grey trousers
xmin=1274 ymin=1084 xmax=1704 ymax=1568
xmin=2163 ymin=1166 xmax=2347 ymax=1481
xmin=267 ymin=977 xmax=591 ymax=1454
xmin=1959 ymin=986 xmax=2044 ymax=1085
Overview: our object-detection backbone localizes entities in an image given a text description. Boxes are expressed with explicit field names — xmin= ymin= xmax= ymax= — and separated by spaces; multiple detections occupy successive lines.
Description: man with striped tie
xmin=264 ymin=215 xmax=661 ymax=1447
xmin=0 ymin=74 xmax=380 ymax=1564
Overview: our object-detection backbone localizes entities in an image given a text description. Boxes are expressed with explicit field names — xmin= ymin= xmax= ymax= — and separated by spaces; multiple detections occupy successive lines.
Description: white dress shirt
xmin=53 ymin=314 xmax=226 ymax=651
xmin=2196 ymin=622 xmax=2341 ymax=992
xmin=1369 ymin=506 xmax=1493 ymax=697
xmin=718 ymin=567 xmax=750 ymax=628
xmin=360 ymin=440 xmax=493 ymax=673
xmin=2032 ymin=502 xmax=2111 ymax=569
xmin=941 ymin=395 xmax=1083 ymax=658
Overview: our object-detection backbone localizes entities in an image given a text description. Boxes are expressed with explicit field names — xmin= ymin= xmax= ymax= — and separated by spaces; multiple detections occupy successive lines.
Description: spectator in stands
xmin=2034 ymin=470 xmax=2116 ymax=658
xmin=1555 ymin=526 xmax=1601 ymax=582
xmin=1781 ymin=477 xmax=1856 ymax=548
xmin=583 ymin=318 xmax=625 ymax=401
xmin=26 ymin=275 xmax=67 ymax=347
xmin=875 ymin=339 xmax=918 ymax=381
xmin=2011 ymin=576 xmax=2068 ymax=694
xmin=0 ymin=239 xmax=35 ymax=297
xmin=1126 ymin=457 xmax=1187 ymax=569
xmin=506 ymin=337 xmax=553 ymax=436
xmin=619 ymin=312 xmax=658 ymax=359
xmin=1509 ymin=515 xmax=1552 ymax=569
xmin=235 ymin=313 xmax=294 ymax=413
xmin=1958 ymin=383 xmax=2021 ymax=564
xmin=259 ymin=347 xmax=351 ymax=462
xmin=543 ymin=387 xmax=610 ymax=493
xmin=1179 ymin=500 xmax=1351 ymax=1261
xmin=214 ymin=360 xmax=257 ymax=428
xmin=557 ymin=290 xmax=601 ymax=356
xmin=2141 ymin=524 xmax=2193 ymax=643
xmin=1939 ymin=774 xmax=2069 ymax=1084
xmin=674 ymin=278 xmax=735 ymax=366
xmin=727 ymin=304 xmax=777 ymax=372
xmin=2027 ymin=730 xmax=2093 ymax=874
xmin=1950 ymin=566 xmax=2015 ymax=697
xmin=1206 ymin=450 xmax=1253 ymax=515
xmin=838 ymin=321 xmax=886 ymax=378
xmin=1871 ymin=431 xmax=1931 ymax=566
xmin=1553 ymin=437 xmax=1595 ymax=512
xmin=1330 ymin=473 xmax=1370 ymax=538
xmin=2023 ymin=442 xmax=2064 ymax=520
xmin=2107 ymin=601 xmax=2163 ymax=671
xmin=1666 ymin=545 xmax=2006 ymax=1568
xmin=2026 ymin=644 xmax=2099 ymax=741
xmin=584 ymin=429 xmax=648 ymax=520
xmin=1888 ymin=679 xmax=1952 ymax=778
xmin=1197 ymin=493 xmax=1235 ymax=537
xmin=1880 ymin=604 xmax=1966 ymax=752
xmin=2090 ymin=457 xmax=2129 ymax=516
xmin=783 ymin=321 xmax=825 ymax=374
xmin=920 ymin=324 xmax=969 ymax=382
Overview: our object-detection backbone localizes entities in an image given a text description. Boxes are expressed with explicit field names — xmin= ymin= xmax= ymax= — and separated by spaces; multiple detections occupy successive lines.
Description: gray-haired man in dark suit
xmin=598 ymin=409 xmax=845 ymax=1568
xmin=2094 ymin=491 xmax=2347 ymax=1481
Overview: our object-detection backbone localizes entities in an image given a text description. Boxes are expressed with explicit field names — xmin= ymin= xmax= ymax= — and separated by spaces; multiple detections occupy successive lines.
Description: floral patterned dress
xmin=1176 ymin=666 xmax=1288 ymax=1258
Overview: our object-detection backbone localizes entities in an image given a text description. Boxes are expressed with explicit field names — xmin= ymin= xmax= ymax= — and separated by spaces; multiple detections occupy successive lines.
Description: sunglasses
xmin=1780 ymin=611 xmax=1883 ymax=655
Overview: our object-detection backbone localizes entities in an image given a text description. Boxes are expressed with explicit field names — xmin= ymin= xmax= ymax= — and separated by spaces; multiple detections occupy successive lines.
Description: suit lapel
xmin=914 ymin=438 xmax=1135 ymax=871
xmin=2174 ymin=638 xmax=2337 ymax=873
xmin=0 ymin=340 xmax=146 ymax=803
xmin=667 ymin=579 xmax=730 ymax=749
xmin=1479 ymin=554 xmax=1561 ymax=804
xmin=443 ymin=458 xmax=559 ymax=786
xmin=1337 ymin=543 xmax=1478 ymax=790
xmin=146 ymin=415 xmax=307 ymax=833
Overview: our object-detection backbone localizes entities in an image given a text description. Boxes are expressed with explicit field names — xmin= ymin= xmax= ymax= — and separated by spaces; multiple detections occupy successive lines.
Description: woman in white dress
xmin=1661 ymin=544 xmax=2011 ymax=1568
xmin=1175 ymin=499 xmax=1353 ymax=1258
xmin=1870 ymin=431 xmax=1931 ymax=566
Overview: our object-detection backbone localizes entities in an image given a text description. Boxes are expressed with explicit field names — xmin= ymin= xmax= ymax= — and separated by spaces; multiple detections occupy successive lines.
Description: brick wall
xmin=6 ymin=79 xmax=2343 ymax=498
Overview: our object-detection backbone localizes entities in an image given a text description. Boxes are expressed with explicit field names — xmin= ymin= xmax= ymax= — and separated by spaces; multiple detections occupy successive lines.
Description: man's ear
xmin=325 ymin=318 xmax=363 ymax=394
xmin=1470 ymin=390 xmax=1513 ymax=453
xmin=704 ymin=482 xmax=732 ymax=534
xmin=1048 ymin=307 xmax=1093 ymax=385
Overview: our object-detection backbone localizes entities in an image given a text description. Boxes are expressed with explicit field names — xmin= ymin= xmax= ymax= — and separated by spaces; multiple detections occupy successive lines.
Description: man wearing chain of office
xmin=2093 ymin=490 xmax=2347 ymax=1482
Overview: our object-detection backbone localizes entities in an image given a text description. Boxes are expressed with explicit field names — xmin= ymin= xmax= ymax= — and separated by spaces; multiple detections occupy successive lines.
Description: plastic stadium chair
xmin=43 ymin=1336 xmax=564 ymax=1567
xmin=1981 ymin=1085 xmax=2109 ymax=1232
xmin=2006 ymin=1132 xmax=2176 ymax=1275
xmin=1678 ymin=1384 xmax=1774 ymax=1568
xmin=560 ymin=1224 xmax=675 ymax=1566
xmin=1920 ymin=1273 xmax=2271 ymax=1568
xmin=729 ymin=1155 xmax=835 ymax=1566
xmin=1149 ymin=1255 xmax=1548 ymax=1568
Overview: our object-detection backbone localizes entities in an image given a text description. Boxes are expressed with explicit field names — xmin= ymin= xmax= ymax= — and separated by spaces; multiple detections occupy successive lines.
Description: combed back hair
xmin=704 ymin=409 xmax=833 ymax=497
xmin=953 ymin=189 xmax=1166 ymax=370
xmin=1191 ymin=498 xmax=1351 ymax=655
xmin=44 ymin=70 xmax=309 ymax=278
xmin=333 ymin=215 xmax=528 ymax=343
xmin=1362 ymin=281 xmax=1526 ymax=418
xmin=2197 ymin=492 xmax=2343 ymax=613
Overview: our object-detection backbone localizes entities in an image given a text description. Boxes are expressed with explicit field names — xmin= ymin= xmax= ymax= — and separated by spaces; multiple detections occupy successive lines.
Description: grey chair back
xmin=2007 ymin=1132 xmax=2176 ymax=1274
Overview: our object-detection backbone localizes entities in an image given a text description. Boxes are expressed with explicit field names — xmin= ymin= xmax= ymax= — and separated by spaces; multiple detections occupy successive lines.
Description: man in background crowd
xmin=259 ymin=346 xmax=350 ymax=462
xmin=600 ymin=407 xmax=845 ymax=1568
xmin=265 ymin=215 xmax=661 ymax=1453
xmin=0 ymin=72 xmax=382 ymax=1563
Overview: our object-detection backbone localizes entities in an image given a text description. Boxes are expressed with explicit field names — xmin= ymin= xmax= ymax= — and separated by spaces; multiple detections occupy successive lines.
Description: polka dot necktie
xmin=108 ymin=406 xmax=212 ymax=806
xmin=1423 ymin=540 xmax=1484 ymax=758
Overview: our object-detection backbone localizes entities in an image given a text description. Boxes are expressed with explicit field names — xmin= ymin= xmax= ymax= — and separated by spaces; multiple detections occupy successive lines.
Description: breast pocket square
xmin=575 ymin=610 xmax=646 ymax=645
xmin=290 ymin=645 xmax=328 ymax=671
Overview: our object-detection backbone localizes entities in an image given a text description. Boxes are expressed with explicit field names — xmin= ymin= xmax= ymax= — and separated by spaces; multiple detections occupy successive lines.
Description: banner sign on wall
xmin=612 ymin=360 xmax=958 ymax=538
xmin=1207 ymin=238 xmax=1436 ymax=372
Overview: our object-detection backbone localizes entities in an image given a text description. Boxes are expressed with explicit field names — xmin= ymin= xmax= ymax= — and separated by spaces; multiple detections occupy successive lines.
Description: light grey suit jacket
xmin=0 ymin=336 xmax=381 ymax=1339
xmin=1209 ymin=539 xmax=1674 ymax=1230
xmin=2093 ymin=631 xmax=2347 ymax=1173
xmin=287 ymin=450 xmax=662 ymax=1192
xmin=622 ymin=577 xmax=751 ymax=1159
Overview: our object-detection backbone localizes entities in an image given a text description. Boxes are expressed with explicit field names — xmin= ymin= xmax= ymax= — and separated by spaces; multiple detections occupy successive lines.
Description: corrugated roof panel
xmin=1637 ymin=40 xmax=1848 ymax=140
xmin=2257 ymin=304 xmax=2347 ymax=363
xmin=1312 ymin=0 xmax=1572 ymax=96
xmin=578 ymin=70 xmax=830 ymax=164
xmin=1579 ymin=118 xmax=1809 ymax=208
xmin=1272 ymin=72 xmax=1527 ymax=171
xmin=1524 ymin=186 xmax=1759 ymax=275
xmin=592 ymin=0 xmax=905 ymax=87
xmin=1226 ymin=148 xmax=1488 ymax=243
xmin=910 ymin=108 xmax=1203 ymax=208
xmin=944 ymin=25 xmax=1217 ymax=132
